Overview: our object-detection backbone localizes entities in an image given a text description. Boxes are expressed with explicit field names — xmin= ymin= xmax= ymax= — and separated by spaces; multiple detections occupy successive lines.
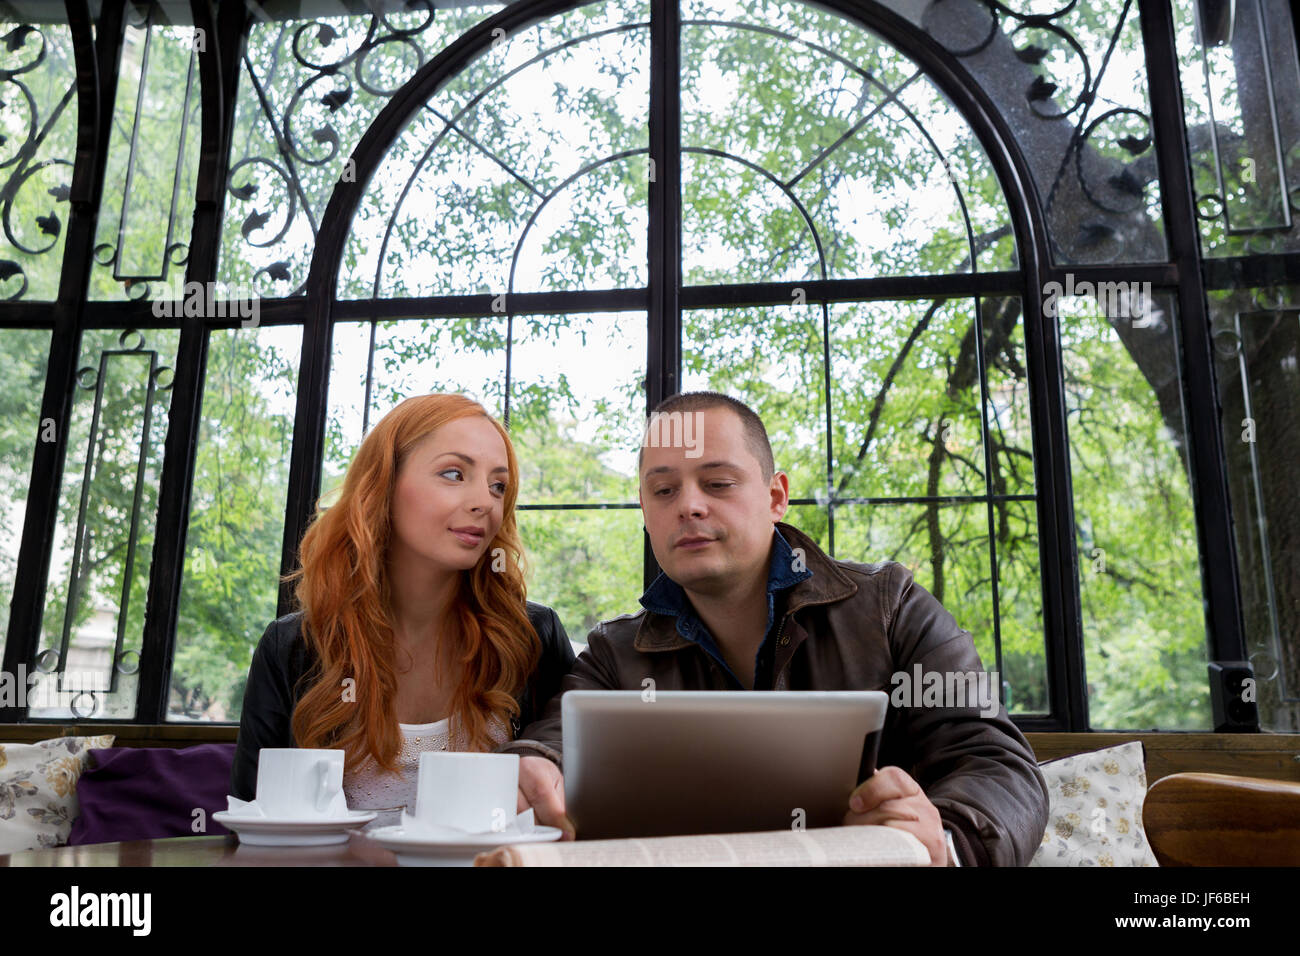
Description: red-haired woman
xmin=230 ymin=393 xmax=574 ymax=835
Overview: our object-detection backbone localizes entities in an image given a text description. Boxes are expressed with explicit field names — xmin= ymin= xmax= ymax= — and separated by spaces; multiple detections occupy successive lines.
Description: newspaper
xmin=474 ymin=825 xmax=930 ymax=866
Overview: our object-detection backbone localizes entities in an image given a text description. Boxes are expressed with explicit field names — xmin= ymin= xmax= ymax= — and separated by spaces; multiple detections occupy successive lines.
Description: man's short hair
xmin=638 ymin=391 xmax=775 ymax=481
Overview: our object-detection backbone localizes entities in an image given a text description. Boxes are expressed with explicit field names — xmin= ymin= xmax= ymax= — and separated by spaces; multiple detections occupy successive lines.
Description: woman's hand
xmin=517 ymin=755 xmax=576 ymax=840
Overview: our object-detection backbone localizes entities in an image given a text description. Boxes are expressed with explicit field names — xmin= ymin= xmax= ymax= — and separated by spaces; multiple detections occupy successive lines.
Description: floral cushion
xmin=1028 ymin=740 xmax=1158 ymax=866
xmin=0 ymin=734 xmax=116 ymax=854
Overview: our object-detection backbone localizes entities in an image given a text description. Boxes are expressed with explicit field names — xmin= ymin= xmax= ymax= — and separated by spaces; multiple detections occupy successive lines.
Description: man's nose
xmin=677 ymin=483 xmax=708 ymax=519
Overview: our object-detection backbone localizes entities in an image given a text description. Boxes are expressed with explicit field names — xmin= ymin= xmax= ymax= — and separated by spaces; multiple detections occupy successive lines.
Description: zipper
xmin=772 ymin=613 xmax=793 ymax=689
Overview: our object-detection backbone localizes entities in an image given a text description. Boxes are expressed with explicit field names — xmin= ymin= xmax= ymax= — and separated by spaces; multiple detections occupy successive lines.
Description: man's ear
xmin=770 ymin=471 xmax=790 ymax=521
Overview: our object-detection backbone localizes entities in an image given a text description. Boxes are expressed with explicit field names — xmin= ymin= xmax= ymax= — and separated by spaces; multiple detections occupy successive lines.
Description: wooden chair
xmin=1142 ymin=772 xmax=1300 ymax=866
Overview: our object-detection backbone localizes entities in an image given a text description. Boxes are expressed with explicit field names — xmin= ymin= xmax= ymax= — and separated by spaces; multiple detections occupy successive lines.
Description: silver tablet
xmin=562 ymin=690 xmax=888 ymax=840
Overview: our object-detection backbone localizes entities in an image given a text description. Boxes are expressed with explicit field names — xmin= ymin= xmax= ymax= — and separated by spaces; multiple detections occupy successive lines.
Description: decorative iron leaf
xmin=1027 ymin=75 xmax=1058 ymax=102
xmin=1117 ymin=134 xmax=1151 ymax=155
xmin=1079 ymin=221 xmax=1116 ymax=246
xmin=241 ymin=209 xmax=270 ymax=238
xmin=2 ymin=25 xmax=35 ymax=52
xmin=1107 ymin=168 xmax=1145 ymax=197
xmin=36 ymin=212 xmax=59 ymax=237
xmin=320 ymin=87 xmax=351 ymax=112
xmin=229 ymin=181 xmax=258 ymax=200
xmin=266 ymin=261 xmax=292 ymax=282
xmin=1015 ymin=45 xmax=1048 ymax=65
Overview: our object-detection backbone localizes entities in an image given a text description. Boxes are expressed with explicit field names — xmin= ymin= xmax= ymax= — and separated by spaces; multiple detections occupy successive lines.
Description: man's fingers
xmin=841 ymin=797 xmax=923 ymax=828
xmin=882 ymin=819 xmax=947 ymax=866
xmin=848 ymin=766 xmax=922 ymax=813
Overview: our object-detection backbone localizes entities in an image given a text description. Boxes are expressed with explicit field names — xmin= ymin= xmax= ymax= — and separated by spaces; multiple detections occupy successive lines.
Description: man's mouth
xmin=675 ymin=535 xmax=716 ymax=550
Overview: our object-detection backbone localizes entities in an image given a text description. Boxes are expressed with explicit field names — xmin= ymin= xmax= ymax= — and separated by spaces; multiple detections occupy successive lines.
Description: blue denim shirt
xmin=638 ymin=527 xmax=814 ymax=688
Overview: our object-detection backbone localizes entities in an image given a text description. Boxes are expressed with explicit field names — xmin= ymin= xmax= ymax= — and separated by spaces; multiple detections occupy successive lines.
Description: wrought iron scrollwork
xmin=0 ymin=22 xmax=75 ymax=300
xmin=226 ymin=1 xmax=441 ymax=296
xmin=922 ymin=0 xmax=1159 ymax=263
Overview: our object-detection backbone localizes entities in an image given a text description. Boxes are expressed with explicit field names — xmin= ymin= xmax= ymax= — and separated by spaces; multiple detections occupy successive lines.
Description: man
xmin=507 ymin=391 xmax=1049 ymax=865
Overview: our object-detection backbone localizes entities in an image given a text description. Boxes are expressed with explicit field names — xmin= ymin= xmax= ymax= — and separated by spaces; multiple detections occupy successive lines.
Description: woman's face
xmin=389 ymin=415 xmax=510 ymax=575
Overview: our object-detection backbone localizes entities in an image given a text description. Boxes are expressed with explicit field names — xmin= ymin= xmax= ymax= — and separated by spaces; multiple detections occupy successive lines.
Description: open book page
xmin=474 ymin=825 xmax=930 ymax=866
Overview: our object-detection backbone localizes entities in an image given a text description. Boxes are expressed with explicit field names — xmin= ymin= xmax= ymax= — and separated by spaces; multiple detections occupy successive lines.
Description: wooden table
xmin=0 ymin=832 xmax=401 ymax=866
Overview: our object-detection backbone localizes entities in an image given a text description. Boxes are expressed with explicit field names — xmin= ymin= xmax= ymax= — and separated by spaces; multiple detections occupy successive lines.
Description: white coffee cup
xmin=255 ymin=748 xmax=347 ymax=819
xmin=413 ymin=752 xmax=519 ymax=833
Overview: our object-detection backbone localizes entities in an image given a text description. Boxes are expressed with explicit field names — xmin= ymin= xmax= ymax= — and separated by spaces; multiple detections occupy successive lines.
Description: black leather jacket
xmin=229 ymin=602 xmax=575 ymax=802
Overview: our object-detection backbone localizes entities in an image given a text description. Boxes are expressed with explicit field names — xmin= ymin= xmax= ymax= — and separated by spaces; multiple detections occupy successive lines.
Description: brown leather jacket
xmin=501 ymin=521 xmax=1049 ymax=866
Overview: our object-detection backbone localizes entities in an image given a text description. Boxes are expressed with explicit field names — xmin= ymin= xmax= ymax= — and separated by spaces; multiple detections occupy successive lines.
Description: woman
xmin=229 ymin=393 xmax=575 ymax=830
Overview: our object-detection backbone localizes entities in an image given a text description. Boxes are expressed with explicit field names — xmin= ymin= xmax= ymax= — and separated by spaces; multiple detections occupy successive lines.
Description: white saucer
xmin=213 ymin=809 xmax=378 ymax=846
xmin=365 ymin=822 xmax=563 ymax=866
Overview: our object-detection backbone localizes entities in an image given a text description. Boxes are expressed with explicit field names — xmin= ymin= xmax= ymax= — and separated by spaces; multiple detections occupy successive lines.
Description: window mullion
xmin=644 ymin=0 xmax=682 ymax=589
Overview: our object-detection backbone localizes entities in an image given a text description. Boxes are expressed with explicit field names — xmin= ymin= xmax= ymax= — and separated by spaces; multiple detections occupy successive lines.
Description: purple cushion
xmin=68 ymin=743 xmax=236 ymax=845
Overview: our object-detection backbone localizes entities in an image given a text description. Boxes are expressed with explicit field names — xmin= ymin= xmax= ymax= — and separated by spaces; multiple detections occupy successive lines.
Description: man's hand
xmin=516 ymin=755 xmax=575 ymax=841
xmin=842 ymin=765 xmax=947 ymax=866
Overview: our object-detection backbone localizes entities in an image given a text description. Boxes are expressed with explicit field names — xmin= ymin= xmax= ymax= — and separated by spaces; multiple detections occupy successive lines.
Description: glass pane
xmin=991 ymin=496 xmax=1048 ymax=715
xmin=0 ymin=15 xmax=77 ymax=301
xmin=1174 ymin=0 xmax=1300 ymax=257
xmin=169 ymin=326 xmax=301 ymax=722
xmin=919 ymin=0 xmax=1167 ymax=264
xmin=830 ymin=299 xmax=987 ymax=501
xmin=509 ymin=311 xmax=646 ymax=505
xmin=681 ymin=0 xmax=1017 ymax=283
xmin=222 ymin=2 xmax=500 ymax=296
xmin=1209 ymin=283 xmax=1300 ymax=731
xmin=338 ymin=0 xmax=650 ymax=299
xmin=835 ymin=501 xmax=1004 ymax=698
xmin=89 ymin=2 xmax=202 ymax=300
xmin=1059 ymin=289 xmax=1209 ymax=728
xmin=783 ymin=503 xmax=829 ymax=552
xmin=518 ymin=507 xmax=644 ymax=647
xmin=682 ymin=304 xmax=827 ymax=500
xmin=323 ymin=316 xmax=509 ymax=507
xmin=0 ymin=329 xmax=53 ymax=662
xmin=28 ymin=328 xmax=180 ymax=720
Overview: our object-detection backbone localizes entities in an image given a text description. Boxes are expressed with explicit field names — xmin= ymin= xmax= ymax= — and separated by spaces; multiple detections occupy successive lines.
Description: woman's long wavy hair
xmin=284 ymin=394 xmax=539 ymax=773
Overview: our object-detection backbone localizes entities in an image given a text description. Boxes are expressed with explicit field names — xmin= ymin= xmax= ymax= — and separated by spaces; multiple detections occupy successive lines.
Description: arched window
xmin=1 ymin=0 xmax=1297 ymax=735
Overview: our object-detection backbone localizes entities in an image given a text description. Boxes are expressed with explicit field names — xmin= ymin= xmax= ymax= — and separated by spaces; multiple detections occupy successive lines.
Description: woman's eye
xmin=438 ymin=468 xmax=463 ymax=481
xmin=491 ymin=482 xmax=507 ymax=495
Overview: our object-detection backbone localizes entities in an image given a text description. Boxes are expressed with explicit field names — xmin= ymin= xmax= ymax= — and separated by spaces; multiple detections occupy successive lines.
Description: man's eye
xmin=654 ymin=487 xmax=674 ymax=496
xmin=710 ymin=482 xmax=734 ymax=490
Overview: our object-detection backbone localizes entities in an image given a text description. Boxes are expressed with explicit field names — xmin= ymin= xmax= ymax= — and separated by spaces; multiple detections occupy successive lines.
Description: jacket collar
xmin=633 ymin=521 xmax=859 ymax=653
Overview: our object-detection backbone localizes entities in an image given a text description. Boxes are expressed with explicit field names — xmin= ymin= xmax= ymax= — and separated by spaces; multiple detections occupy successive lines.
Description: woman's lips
xmin=451 ymin=529 xmax=485 ymax=546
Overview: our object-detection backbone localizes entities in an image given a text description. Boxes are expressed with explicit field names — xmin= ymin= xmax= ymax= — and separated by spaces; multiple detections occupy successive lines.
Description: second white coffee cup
xmin=413 ymin=752 xmax=519 ymax=833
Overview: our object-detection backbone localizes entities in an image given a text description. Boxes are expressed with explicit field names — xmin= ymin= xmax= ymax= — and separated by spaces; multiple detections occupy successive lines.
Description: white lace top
xmin=344 ymin=716 xmax=511 ymax=828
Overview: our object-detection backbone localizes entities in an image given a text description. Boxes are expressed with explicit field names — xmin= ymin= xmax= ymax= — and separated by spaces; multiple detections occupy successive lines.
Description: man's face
xmin=638 ymin=406 xmax=788 ymax=595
